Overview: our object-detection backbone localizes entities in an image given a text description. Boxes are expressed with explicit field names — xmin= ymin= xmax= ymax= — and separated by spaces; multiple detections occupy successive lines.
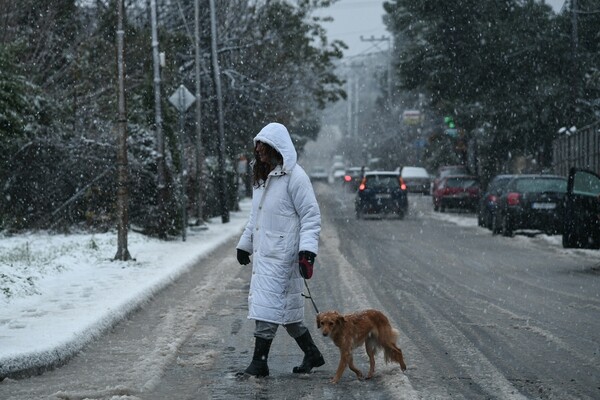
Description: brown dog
xmin=316 ymin=309 xmax=407 ymax=383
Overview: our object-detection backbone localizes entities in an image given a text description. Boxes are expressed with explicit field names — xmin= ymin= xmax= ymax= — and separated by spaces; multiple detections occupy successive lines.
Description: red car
xmin=433 ymin=175 xmax=480 ymax=212
xmin=431 ymin=165 xmax=469 ymax=195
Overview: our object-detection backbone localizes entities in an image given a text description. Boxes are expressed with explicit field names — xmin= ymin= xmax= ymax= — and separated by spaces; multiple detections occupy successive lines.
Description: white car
xmin=400 ymin=166 xmax=431 ymax=194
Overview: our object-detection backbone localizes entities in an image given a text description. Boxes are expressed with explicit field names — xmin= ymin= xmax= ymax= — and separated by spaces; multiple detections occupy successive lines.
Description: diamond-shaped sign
xmin=169 ymin=84 xmax=196 ymax=113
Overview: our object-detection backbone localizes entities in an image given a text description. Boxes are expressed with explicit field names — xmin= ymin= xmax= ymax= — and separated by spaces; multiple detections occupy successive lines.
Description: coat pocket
xmin=261 ymin=231 xmax=287 ymax=260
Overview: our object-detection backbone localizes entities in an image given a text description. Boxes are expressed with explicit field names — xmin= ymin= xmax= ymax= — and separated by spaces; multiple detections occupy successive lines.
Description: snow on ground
xmin=0 ymin=199 xmax=251 ymax=378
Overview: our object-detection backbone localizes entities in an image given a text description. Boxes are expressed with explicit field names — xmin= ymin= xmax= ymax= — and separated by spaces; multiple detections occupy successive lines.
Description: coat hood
xmin=254 ymin=123 xmax=297 ymax=172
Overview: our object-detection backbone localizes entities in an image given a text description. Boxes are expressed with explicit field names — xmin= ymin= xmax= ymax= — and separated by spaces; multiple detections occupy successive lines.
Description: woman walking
xmin=236 ymin=122 xmax=324 ymax=378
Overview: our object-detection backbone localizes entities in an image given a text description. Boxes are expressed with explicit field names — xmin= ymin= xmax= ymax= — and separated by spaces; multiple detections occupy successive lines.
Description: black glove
xmin=237 ymin=249 xmax=251 ymax=265
xmin=299 ymin=250 xmax=316 ymax=279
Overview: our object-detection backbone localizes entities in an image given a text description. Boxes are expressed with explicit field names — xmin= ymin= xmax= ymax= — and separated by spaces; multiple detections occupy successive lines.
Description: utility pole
xmin=150 ymin=0 xmax=168 ymax=239
xmin=193 ymin=0 xmax=206 ymax=227
xmin=114 ymin=0 xmax=131 ymax=261
xmin=360 ymin=35 xmax=392 ymax=108
xmin=570 ymin=0 xmax=579 ymax=119
xmin=209 ymin=0 xmax=229 ymax=223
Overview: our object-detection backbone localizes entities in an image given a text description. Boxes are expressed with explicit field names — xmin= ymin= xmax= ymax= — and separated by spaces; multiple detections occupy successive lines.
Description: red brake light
xmin=358 ymin=177 xmax=366 ymax=191
xmin=399 ymin=177 xmax=407 ymax=191
xmin=507 ymin=192 xmax=520 ymax=206
xmin=344 ymin=175 xmax=352 ymax=182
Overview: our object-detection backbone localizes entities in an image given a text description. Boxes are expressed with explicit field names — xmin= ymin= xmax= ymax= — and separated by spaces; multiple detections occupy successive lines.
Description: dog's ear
xmin=316 ymin=313 xmax=321 ymax=329
xmin=334 ymin=311 xmax=344 ymax=326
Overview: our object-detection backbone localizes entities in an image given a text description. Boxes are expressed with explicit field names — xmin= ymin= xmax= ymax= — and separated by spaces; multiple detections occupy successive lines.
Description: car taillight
xmin=399 ymin=177 xmax=407 ymax=190
xmin=344 ymin=175 xmax=352 ymax=182
xmin=358 ymin=177 xmax=366 ymax=191
xmin=507 ymin=192 xmax=520 ymax=205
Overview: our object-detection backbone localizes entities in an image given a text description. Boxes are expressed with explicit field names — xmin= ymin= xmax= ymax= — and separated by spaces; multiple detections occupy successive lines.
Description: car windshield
xmin=366 ymin=175 xmax=399 ymax=189
xmin=446 ymin=178 xmax=477 ymax=188
xmin=515 ymin=178 xmax=567 ymax=193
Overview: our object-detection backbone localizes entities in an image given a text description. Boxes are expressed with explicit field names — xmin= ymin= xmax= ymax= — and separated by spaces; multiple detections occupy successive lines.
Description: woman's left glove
xmin=237 ymin=249 xmax=251 ymax=265
xmin=299 ymin=251 xmax=316 ymax=279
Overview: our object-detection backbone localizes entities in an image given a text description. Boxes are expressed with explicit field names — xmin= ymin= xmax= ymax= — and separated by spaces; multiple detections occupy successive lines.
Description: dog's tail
xmin=382 ymin=328 xmax=407 ymax=371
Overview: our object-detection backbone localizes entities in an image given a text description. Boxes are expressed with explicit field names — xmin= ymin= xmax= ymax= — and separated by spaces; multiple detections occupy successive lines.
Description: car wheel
xmin=440 ymin=201 xmax=446 ymax=212
xmin=501 ymin=214 xmax=513 ymax=237
xmin=562 ymin=228 xmax=579 ymax=248
xmin=491 ymin=214 xmax=500 ymax=235
xmin=477 ymin=211 xmax=485 ymax=227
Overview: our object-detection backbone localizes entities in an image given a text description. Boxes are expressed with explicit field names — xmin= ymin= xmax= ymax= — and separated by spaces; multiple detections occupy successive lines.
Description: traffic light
xmin=444 ymin=116 xmax=457 ymax=137
xmin=444 ymin=116 xmax=455 ymax=129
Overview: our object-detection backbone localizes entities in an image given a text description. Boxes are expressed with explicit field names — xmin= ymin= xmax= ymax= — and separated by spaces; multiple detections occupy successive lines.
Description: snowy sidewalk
xmin=0 ymin=200 xmax=250 ymax=379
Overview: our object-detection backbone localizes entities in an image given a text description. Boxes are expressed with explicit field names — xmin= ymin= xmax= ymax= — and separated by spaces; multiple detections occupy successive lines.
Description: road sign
xmin=445 ymin=128 xmax=458 ymax=137
xmin=169 ymin=84 xmax=195 ymax=113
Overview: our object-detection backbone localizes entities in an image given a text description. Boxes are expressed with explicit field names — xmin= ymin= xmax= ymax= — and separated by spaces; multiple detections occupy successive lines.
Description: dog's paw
xmin=330 ymin=377 xmax=340 ymax=384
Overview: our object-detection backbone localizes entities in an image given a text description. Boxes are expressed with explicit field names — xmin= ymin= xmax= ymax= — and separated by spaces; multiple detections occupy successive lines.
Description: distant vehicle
xmin=329 ymin=161 xmax=346 ymax=184
xmin=492 ymin=175 xmax=567 ymax=237
xmin=432 ymin=175 xmax=480 ymax=212
xmin=355 ymin=171 xmax=408 ymax=219
xmin=343 ymin=166 xmax=368 ymax=192
xmin=309 ymin=166 xmax=328 ymax=182
xmin=477 ymin=174 xmax=515 ymax=229
xmin=400 ymin=166 xmax=431 ymax=194
xmin=431 ymin=165 xmax=469 ymax=195
xmin=562 ymin=168 xmax=600 ymax=249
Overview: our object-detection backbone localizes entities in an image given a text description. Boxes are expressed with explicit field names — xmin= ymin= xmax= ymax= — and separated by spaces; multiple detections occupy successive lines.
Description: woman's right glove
xmin=237 ymin=249 xmax=251 ymax=265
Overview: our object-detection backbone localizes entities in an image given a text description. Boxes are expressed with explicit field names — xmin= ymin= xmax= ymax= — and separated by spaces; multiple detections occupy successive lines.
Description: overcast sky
xmin=319 ymin=0 xmax=567 ymax=59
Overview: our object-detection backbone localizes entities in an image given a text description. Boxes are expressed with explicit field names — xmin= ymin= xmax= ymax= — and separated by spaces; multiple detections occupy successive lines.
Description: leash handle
xmin=302 ymin=278 xmax=319 ymax=314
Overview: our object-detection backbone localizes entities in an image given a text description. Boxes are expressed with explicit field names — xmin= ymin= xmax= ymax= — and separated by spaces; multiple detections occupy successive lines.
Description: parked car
xmin=309 ymin=165 xmax=328 ymax=182
xmin=562 ymin=168 xmax=600 ymax=249
xmin=431 ymin=165 xmax=469 ymax=195
xmin=343 ymin=166 xmax=368 ymax=192
xmin=432 ymin=175 xmax=480 ymax=212
xmin=400 ymin=166 xmax=431 ymax=194
xmin=355 ymin=171 xmax=408 ymax=219
xmin=477 ymin=174 xmax=515 ymax=228
xmin=492 ymin=175 xmax=567 ymax=237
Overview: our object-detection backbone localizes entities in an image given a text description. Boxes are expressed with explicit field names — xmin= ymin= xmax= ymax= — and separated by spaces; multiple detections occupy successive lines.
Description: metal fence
xmin=553 ymin=120 xmax=600 ymax=176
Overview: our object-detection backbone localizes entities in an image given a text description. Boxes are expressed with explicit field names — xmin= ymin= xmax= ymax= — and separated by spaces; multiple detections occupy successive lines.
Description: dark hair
xmin=252 ymin=142 xmax=283 ymax=187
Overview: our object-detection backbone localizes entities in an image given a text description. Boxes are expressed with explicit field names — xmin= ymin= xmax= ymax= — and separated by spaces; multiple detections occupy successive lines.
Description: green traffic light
xmin=444 ymin=116 xmax=455 ymax=128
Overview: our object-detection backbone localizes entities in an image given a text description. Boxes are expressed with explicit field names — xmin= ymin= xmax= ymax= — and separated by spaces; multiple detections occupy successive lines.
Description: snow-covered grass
xmin=0 ymin=199 xmax=250 ymax=378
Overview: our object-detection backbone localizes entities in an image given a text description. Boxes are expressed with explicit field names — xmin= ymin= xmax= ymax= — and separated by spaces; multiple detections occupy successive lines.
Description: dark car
xmin=431 ymin=165 xmax=469 ymax=195
xmin=343 ymin=166 xmax=368 ymax=192
xmin=432 ymin=175 xmax=480 ymax=212
xmin=562 ymin=168 xmax=600 ymax=249
xmin=492 ymin=175 xmax=567 ymax=237
xmin=477 ymin=174 xmax=515 ymax=228
xmin=355 ymin=171 xmax=408 ymax=219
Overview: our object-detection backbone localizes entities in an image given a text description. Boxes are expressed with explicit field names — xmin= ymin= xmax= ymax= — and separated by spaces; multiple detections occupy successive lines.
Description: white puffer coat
xmin=237 ymin=123 xmax=321 ymax=325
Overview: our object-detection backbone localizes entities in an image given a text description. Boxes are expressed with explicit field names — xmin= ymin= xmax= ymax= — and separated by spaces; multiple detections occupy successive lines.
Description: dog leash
xmin=302 ymin=278 xmax=320 ymax=314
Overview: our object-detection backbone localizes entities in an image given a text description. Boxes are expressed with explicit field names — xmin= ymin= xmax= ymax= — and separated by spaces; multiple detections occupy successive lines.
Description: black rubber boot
xmin=292 ymin=330 xmax=325 ymax=373
xmin=237 ymin=337 xmax=272 ymax=378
